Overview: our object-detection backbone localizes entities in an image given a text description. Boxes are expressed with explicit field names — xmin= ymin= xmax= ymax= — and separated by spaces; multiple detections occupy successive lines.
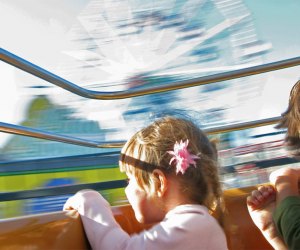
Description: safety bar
xmin=0 ymin=117 xmax=282 ymax=148
xmin=0 ymin=122 xmax=124 ymax=148
xmin=205 ymin=116 xmax=282 ymax=135
xmin=1 ymin=48 xmax=300 ymax=100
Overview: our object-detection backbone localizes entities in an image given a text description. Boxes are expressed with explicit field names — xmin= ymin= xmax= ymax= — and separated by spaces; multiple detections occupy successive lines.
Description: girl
xmin=64 ymin=116 xmax=228 ymax=250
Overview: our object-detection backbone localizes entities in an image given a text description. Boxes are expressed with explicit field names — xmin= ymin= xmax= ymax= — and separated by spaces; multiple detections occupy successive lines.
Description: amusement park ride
xmin=1 ymin=1 xmax=300 ymax=249
xmin=1 ymin=46 xmax=300 ymax=249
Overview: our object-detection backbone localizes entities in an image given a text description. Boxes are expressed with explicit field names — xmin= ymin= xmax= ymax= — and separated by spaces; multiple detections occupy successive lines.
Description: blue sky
xmin=244 ymin=0 xmax=300 ymax=61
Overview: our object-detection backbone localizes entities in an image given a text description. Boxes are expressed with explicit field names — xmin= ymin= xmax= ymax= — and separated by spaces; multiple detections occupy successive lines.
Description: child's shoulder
xmin=166 ymin=204 xmax=209 ymax=217
xmin=147 ymin=204 xmax=227 ymax=249
xmin=164 ymin=204 xmax=218 ymax=228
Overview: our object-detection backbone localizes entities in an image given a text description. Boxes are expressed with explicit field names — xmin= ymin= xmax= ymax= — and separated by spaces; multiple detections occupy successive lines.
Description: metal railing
xmin=0 ymin=48 xmax=298 ymax=203
xmin=0 ymin=117 xmax=282 ymax=148
xmin=1 ymin=48 xmax=300 ymax=100
xmin=0 ymin=48 xmax=293 ymax=147
xmin=0 ymin=122 xmax=124 ymax=148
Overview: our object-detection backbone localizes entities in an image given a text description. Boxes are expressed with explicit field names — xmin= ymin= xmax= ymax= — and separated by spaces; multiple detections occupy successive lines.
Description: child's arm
xmin=64 ymin=191 xmax=227 ymax=250
xmin=246 ymin=185 xmax=287 ymax=250
xmin=64 ymin=190 xmax=131 ymax=249
xmin=269 ymin=167 xmax=300 ymax=205
xmin=269 ymin=167 xmax=300 ymax=250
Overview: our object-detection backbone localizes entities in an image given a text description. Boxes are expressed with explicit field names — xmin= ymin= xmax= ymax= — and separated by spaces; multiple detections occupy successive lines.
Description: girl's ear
xmin=152 ymin=169 xmax=168 ymax=197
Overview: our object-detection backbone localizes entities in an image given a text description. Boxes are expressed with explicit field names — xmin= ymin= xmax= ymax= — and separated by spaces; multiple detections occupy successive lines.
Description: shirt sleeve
xmin=273 ymin=196 xmax=300 ymax=250
xmin=78 ymin=191 xmax=227 ymax=250
xmin=79 ymin=196 xmax=189 ymax=250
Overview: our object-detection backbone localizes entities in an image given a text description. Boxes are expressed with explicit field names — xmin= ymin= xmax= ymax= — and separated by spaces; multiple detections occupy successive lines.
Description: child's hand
xmin=247 ymin=185 xmax=276 ymax=231
xmin=247 ymin=185 xmax=287 ymax=250
xmin=63 ymin=195 xmax=79 ymax=211
xmin=63 ymin=189 xmax=97 ymax=213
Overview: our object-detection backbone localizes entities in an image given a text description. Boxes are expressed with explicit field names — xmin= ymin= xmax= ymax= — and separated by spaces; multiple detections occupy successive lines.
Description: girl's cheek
xmin=125 ymin=185 xmax=129 ymax=197
xmin=125 ymin=187 xmax=137 ymax=208
xmin=125 ymin=185 xmax=132 ymax=201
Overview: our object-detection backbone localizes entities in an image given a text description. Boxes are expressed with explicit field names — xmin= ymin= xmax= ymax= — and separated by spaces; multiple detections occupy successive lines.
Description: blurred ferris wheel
xmin=47 ymin=0 xmax=272 ymax=139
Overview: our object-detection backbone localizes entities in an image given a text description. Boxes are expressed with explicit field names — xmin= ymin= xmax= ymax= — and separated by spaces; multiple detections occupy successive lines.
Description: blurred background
xmin=0 ymin=0 xmax=300 ymax=218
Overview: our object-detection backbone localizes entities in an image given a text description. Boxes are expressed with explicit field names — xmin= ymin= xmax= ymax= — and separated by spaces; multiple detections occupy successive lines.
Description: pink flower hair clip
xmin=167 ymin=139 xmax=200 ymax=175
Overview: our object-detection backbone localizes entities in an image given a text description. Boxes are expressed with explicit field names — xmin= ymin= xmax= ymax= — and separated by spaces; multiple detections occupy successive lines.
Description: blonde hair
xmin=276 ymin=80 xmax=300 ymax=156
xmin=119 ymin=116 xmax=225 ymax=225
